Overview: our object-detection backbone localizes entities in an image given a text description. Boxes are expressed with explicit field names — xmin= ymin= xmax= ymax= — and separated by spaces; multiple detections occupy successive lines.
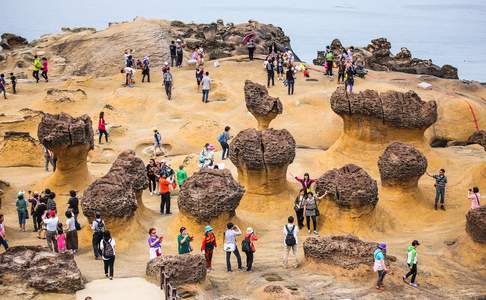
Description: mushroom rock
xmin=466 ymin=206 xmax=486 ymax=243
xmin=43 ymin=88 xmax=87 ymax=103
xmin=0 ymin=131 xmax=44 ymax=167
xmin=37 ymin=113 xmax=94 ymax=190
xmin=81 ymin=150 xmax=148 ymax=221
xmin=0 ymin=246 xmax=84 ymax=293
xmin=315 ymin=164 xmax=378 ymax=209
xmin=244 ymin=80 xmax=283 ymax=130
xmin=378 ymin=142 xmax=427 ymax=188
xmin=0 ymin=33 xmax=28 ymax=50
xmin=230 ymin=128 xmax=296 ymax=195
xmin=178 ymin=169 xmax=244 ymax=223
xmin=467 ymin=130 xmax=486 ymax=151
xmin=303 ymin=235 xmax=395 ymax=270
xmin=146 ymin=254 xmax=206 ymax=286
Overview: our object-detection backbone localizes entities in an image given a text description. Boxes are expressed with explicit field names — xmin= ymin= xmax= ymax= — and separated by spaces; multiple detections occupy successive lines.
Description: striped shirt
xmin=433 ymin=175 xmax=447 ymax=189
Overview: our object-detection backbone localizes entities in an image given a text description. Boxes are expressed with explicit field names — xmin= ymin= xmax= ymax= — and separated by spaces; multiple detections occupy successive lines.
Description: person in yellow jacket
xmin=33 ymin=55 xmax=42 ymax=83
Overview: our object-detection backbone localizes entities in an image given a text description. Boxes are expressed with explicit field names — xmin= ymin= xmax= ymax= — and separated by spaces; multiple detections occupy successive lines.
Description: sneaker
xmin=150 ymin=192 xmax=153 ymax=196
xmin=307 ymin=230 xmax=311 ymax=234
xmin=109 ymin=277 xmax=113 ymax=280
xmin=105 ymin=273 xmax=109 ymax=278
xmin=410 ymin=283 xmax=418 ymax=288
xmin=402 ymin=276 xmax=408 ymax=283
xmin=238 ymin=268 xmax=244 ymax=272
xmin=440 ymin=206 xmax=446 ymax=211
xmin=434 ymin=205 xmax=438 ymax=210
xmin=313 ymin=230 xmax=318 ymax=235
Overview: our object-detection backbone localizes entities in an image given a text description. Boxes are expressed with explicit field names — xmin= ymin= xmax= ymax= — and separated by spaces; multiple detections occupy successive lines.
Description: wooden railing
xmin=160 ymin=266 xmax=180 ymax=300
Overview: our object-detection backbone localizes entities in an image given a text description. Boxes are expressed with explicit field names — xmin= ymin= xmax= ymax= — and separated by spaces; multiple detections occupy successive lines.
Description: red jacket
xmin=98 ymin=117 xmax=106 ymax=131
xmin=159 ymin=177 xmax=171 ymax=194
xmin=245 ymin=232 xmax=258 ymax=252
xmin=201 ymin=231 xmax=217 ymax=251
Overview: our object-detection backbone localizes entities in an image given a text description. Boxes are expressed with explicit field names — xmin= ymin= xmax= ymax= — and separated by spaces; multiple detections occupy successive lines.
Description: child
xmin=303 ymin=67 xmax=310 ymax=78
xmin=9 ymin=73 xmax=16 ymax=94
xmin=0 ymin=74 xmax=6 ymax=99
xmin=56 ymin=222 xmax=66 ymax=252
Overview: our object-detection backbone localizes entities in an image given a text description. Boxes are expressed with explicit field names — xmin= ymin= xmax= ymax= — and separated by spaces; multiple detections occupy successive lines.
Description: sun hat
xmin=17 ymin=191 xmax=25 ymax=197
xmin=378 ymin=243 xmax=387 ymax=250
xmin=247 ymin=227 xmax=254 ymax=234
xmin=204 ymin=225 xmax=213 ymax=233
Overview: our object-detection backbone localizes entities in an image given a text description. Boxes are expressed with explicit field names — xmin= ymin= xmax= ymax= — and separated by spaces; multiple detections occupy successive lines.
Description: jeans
xmin=0 ymin=236 xmax=8 ymax=250
xmin=405 ymin=263 xmax=417 ymax=283
xmin=283 ymin=245 xmax=297 ymax=267
xmin=226 ymin=246 xmax=242 ymax=271
xmin=18 ymin=210 xmax=26 ymax=225
xmin=295 ymin=209 xmax=304 ymax=228
xmin=148 ymin=176 xmax=157 ymax=193
xmin=267 ymin=71 xmax=275 ymax=87
xmin=104 ymin=256 xmax=115 ymax=277
xmin=306 ymin=215 xmax=317 ymax=231
xmin=92 ymin=232 xmax=103 ymax=258
xmin=170 ymin=56 xmax=176 ymax=67
xmin=202 ymin=89 xmax=209 ymax=103
xmin=376 ymin=270 xmax=386 ymax=287
xmin=46 ymin=230 xmax=58 ymax=252
xmin=220 ymin=141 xmax=229 ymax=159
xmin=326 ymin=61 xmax=333 ymax=76
xmin=160 ymin=192 xmax=171 ymax=214
xmin=33 ymin=70 xmax=39 ymax=82
xmin=41 ymin=71 xmax=48 ymax=81
xmin=176 ymin=54 xmax=183 ymax=67
xmin=248 ymin=47 xmax=255 ymax=60
xmin=435 ymin=188 xmax=445 ymax=206
xmin=142 ymin=69 xmax=150 ymax=82
xmin=12 ymin=83 xmax=16 ymax=94
xmin=99 ymin=130 xmax=109 ymax=143
xmin=244 ymin=250 xmax=254 ymax=271
xmin=337 ymin=72 xmax=345 ymax=83
xmin=164 ymin=81 xmax=172 ymax=100
xmin=32 ymin=212 xmax=38 ymax=231
xmin=287 ymin=80 xmax=295 ymax=95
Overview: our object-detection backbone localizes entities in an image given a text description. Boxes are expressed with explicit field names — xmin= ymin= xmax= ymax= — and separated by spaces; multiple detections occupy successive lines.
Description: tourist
xmin=147 ymin=159 xmax=158 ymax=195
xmin=33 ymin=55 xmax=42 ymax=83
xmin=201 ymin=72 xmax=211 ymax=103
xmin=0 ymin=74 xmax=6 ymax=99
xmin=65 ymin=210 xmax=78 ymax=254
xmin=268 ymin=42 xmax=277 ymax=58
xmin=276 ymin=55 xmax=284 ymax=81
xmin=46 ymin=191 xmax=57 ymax=213
xmin=294 ymin=173 xmax=316 ymax=194
xmin=16 ymin=192 xmax=28 ymax=232
xmin=41 ymin=57 xmax=49 ymax=82
xmin=175 ymin=39 xmax=184 ymax=67
xmin=159 ymin=174 xmax=172 ymax=214
xmin=148 ymin=227 xmax=163 ymax=259
xmin=373 ymin=243 xmax=388 ymax=290
xmin=303 ymin=192 xmax=319 ymax=234
xmin=91 ymin=213 xmax=105 ymax=259
xmin=266 ymin=58 xmax=275 ymax=88
xmin=35 ymin=198 xmax=47 ymax=235
xmin=218 ymin=126 xmax=231 ymax=160
xmin=325 ymin=49 xmax=334 ymax=77
xmin=201 ymin=225 xmax=217 ymax=271
xmin=163 ymin=68 xmax=173 ymax=100
xmin=126 ymin=54 xmax=134 ymax=68
xmin=153 ymin=129 xmax=162 ymax=156
xmin=0 ymin=214 xmax=8 ymax=250
xmin=100 ymin=230 xmax=116 ymax=280
xmin=195 ymin=64 xmax=204 ymax=90
xmin=337 ymin=59 xmax=346 ymax=84
xmin=403 ymin=240 xmax=419 ymax=287
xmin=98 ymin=111 xmax=109 ymax=144
xmin=141 ymin=55 xmax=150 ymax=83
xmin=426 ymin=169 xmax=447 ymax=210
xmin=43 ymin=146 xmax=52 ymax=172
xmin=247 ymin=39 xmax=256 ymax=61
xmin=344 ymin=61 xmax=355 ymax=96
xmin=242 ymin=227 xmax=258 ymax=272
xmin=9 ymin=72 xmax=16 ymax=94
xmin=176 ymin=165 xmax=188 ymax=189
xmin=467 ymin=187 xmax=481 ymax=210
xmin=224 ymin=223 xmax=243 ymax=272
xmin=294 ymin=189 xmax=306 ymax=229
xmin=160 ymin=160 xmax=175 ymax=181
xmin=286 ymin=67 xmax=295 ymax=95
xmin=56 ymin=222 xmax=66 ymax=253
xmin=199 ymin=143 xmax=215 ymax=169
xmin=121 ymin=66 xmax=135 ymax=87
xmin=28 ymin=191 xmax=40 ymax=231
xmin=43 ymin=210 xmax=59 ymax=252
xmin=169 ymin=41 xmax=177 ymax=67
xmin=67 ymin=190 xmax=80 ymax=226
xmin=283 ymin=216 xmax=298 ymax=268
xmin=178 ymin=227 xmax=193 ymax=254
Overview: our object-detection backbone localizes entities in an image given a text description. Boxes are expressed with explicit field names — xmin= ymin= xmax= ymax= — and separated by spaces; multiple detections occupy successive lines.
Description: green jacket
xmin=325 ymin=51 xmax=334 ymax=62
xmin=33 ymin=58 xmax=42 ymax=71
xmin=16 ymin=198 xmax=27 ymax=212
xmin=176 ymin=169 xmax=188 ymax=186
xmin=407 ymin=245 xmax=417 ymax=264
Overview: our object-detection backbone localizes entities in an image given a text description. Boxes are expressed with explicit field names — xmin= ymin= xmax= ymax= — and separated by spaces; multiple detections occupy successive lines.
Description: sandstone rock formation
xmin=244 ymin=80 xmax=283 ymax=130
xmin=44 ymin=88 xmax=87 ymax=103
xmin=315 ymin=164 xmax=378 ymax=209
xmin=0 ymin=131 xmax=44 ymax=167
xmin=230 ymin=128 xmax=296 ymax=195
xmin=467 ymin=130 xmax=486 ymax=151
xmin=0 ymin=246 xmax=84 ymax=293
xmin=0 ymin=33 xmax=28 ymax=50
xmin=146 ymin=254 xmax=206 ymax=285
xmin=81 ymin=150 xmax=148 ymax=220
xmin=466 ymin=206 xmax=486 ymax=243
xmin=378 ymin=142 xmax=427 ymax=187
xmin=0 ymin=180 xmax=10 ymax=209
xmin=178 ymin=169 xmax=244 ymax=222
xmin=303 ymin=235 xmax=393 ymax=269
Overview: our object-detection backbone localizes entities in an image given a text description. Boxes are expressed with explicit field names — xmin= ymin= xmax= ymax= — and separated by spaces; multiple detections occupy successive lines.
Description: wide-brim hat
xmin=378 ymin=243 xmax=387 ymax=250
xmin=204 ymin=225 xmax=213 ymax=232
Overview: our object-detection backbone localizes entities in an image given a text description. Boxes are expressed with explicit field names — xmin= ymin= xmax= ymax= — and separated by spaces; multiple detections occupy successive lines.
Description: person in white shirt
xmin=224 ymin=222 xmax=242 ymax=272
xmin=121 ymin=67 xmax=135 ymax=87
xmin=283 ymin=216 xmax=299 ymax=268
xmin=99 ymin=230 xmax=116 ymax=280
xmin=43 ymin=210 xmax=59 ymax=252
xmin=64 ymin=211 xmax=78 ymax=253
xmin=201 ymin=72 xmax=211 ymax=103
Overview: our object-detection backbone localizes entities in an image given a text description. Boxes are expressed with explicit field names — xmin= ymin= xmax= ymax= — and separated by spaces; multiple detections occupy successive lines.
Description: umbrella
xmin=242 ymin=32 xmax=256 ymax=45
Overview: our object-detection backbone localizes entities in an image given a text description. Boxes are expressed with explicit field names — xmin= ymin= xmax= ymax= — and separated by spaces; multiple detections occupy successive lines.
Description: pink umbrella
xmin=242 ymin=32 xmax=256 ymax=45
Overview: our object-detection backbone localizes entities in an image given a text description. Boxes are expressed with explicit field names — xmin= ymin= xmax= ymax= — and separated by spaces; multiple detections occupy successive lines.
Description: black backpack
xmin=103 ymin=239 xmax=114 ymax=259
xmin=285 ymin=225 xmax=296 ymax=246
xmin=241 ymin=235 xmax=252 ymax=253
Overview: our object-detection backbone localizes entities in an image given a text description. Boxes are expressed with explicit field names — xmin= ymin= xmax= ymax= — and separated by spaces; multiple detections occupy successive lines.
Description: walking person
xmin=266 ymin=58 xmax=275 ymax=88
xmin=91 ymin=213 xmax=105 ymax=259
xmin=169 ymin=41 xmax=177 ymax=67
xmin=247 ymin=39 xmax=256 ymax=61
xmin=153 ymin=129 xmax=162 ymax=156
xmin=43 ymin=210 xmax=59 ymax=252
xmin=403 ymin=240 xmax=420 ymax=288
xmin=43 ymin=146 xmax=52 ymax=172
xmin=98 ymin=112 xmax=109 ymax=144
xmin=0 ymin=74 xmax=7 ymax=99
xmin=100 ymin=231 xmax=116 ymax=280
xmin=41 ymin=57 xmax=49 ymax=82
xmin=325 ymin=50 xmax=334 ymax=77
xmin=195 ymin=64 xmax=204 ymax=90
xmin=344 ymin=61 xmax=355 ymax=96
xmin=276 ymin=55 xmax=284 ymax=81
xmin=286 ymin=67 xmax=295 ymax=95
xmin=141 ymin=56 xmax=150 ymax=83
xmin=426 ymin=169 xmax=447 ymax=210
xmin=159 ymin=174 xmax=173 ymax=214
xmin=0 ymin=214 xmax=8 ymax=251
xmin=201 ymin=72 xmax=211 ymax=103
xmin=294 ymin=189 xmax=306 ymax=229
xmin=28 ymin=191 xmax=40 ymax=231
xmin=218 ymin=126 xmax=231 ymax=160
xmin=65 ymin=211 xmax=79 ymax=254
xmin=148 ymin=227 xmax=163 ymax=259
xmin=201 ymin=225 xmax=217 ymax=271
xmin=176 ymin=165 xmax=188 ymax=189
xmin=67 ymin=190 xmax=80 ymax=226
xmin=373 ymin=243 xmax=389 ymax=290
xmin=10 ymin=73 xmax=16 ymax=94
xmin=241 ymin=227 xmax=258 ymax=272
xmin=178 ymin=227 xmax=193 ymax=254
xmin=224 ymin=223 xmax=243 ymax=272
xmin=35 ymin=198 xmax=47 ymax=236
xmin=467 ymin=187 xmax=481 ymax=210
xmin=163 ymin=68 xmax=173 ymax=100
xmin=175 ymin=39 xmax=184 ymax=67
xmin=337 ymin=59 xmax=346 ymax=84
xmin=16 ymin=192 xmax=28 ymax=232
xmin=303 ymin=192 xmax=319 ymax=235
xmin=147 ymin=159 xmax=158 ymax=195
xmin=283 ymin=216 xmax=299 ymax=268
xmin=33 ymin=55 xmax=42 ymax=83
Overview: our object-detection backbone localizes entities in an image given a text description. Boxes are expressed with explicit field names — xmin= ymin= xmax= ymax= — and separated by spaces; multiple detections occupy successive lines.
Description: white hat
xmin=164 ymin=61 xmax=169 ymax=66
xmin=247 ymin=227 xmax=254 ymax=234
xmin=176 ymin=38 xmax=181 ymax=42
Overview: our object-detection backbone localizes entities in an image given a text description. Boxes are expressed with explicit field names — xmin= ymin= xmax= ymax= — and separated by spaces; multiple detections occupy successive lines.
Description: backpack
xmin=218 ymin=133 xmax=226 ymax=143
xmin=241 ymin=235 xmax=252 ymax=253
xmin=95 ymin=220 xmax=105 ymax=233
xmin=103 ymin=239 xmax=114 ymax=258
xmin=285 ymin=225 xmax=296 ymax=246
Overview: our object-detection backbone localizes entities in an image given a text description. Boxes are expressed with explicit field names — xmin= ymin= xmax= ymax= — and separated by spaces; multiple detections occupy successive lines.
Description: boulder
xmin=303 ymin=235 xmax=393 ymax=269
xmin=230 ymin=128 xmax=296 ymax=194
xmin=43 ymin=88 xmax=87 ymax=103
xmin=244 ymin=80 xmax=283 ymax=130
xmin=81 ymin=150 xmax=148 ymax=220
xmin=467 ymin=130 xmax=486 ymax=150
xmin=466 ymin=206 xmax=486 ymax=243
xmin=378 ymin=142 xmax=427 ymax=187
xmin=0 ymin=33 xmax=28 ymax=50
xmin=315 ymin=164 xmax=378 ymax=209
xmin=0 ymin=131 xmax=44 ymax=167
xmin=0 ymin=246 xmax=84 ymax=293
xmin=178 ymin=169 xmax=245 ymax=222
xmin=146 ymin=255 xmax=206 ymax=285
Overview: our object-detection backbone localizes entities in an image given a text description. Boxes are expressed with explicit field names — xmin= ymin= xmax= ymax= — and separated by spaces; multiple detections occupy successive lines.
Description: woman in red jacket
xmin=201 ymin=225 xmax=217 ymax=271
xmin=98 ymin=111 xmax=108 ymax=144
xmin=242 ymin=227 xmax=258 ymax=272
xmin=294 ymin=173 xmax=316 ymax=194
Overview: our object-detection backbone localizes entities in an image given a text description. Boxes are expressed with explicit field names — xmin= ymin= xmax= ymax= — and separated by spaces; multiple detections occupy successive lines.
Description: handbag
xmin=315 ymin=207 xmax=320 ymax=217
xmin=25 ymin=208 xmax=29 ymax=219
xmin=223 ymin=242 xmax=236 ymax=252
